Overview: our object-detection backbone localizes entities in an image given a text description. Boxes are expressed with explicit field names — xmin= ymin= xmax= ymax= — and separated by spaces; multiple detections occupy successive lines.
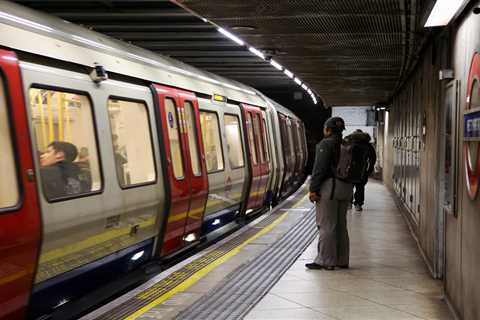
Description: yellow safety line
xmin=126 ymin=210 xmax=290 ymax=320
xmin=293 ymin=193 xmax=309 ymax=209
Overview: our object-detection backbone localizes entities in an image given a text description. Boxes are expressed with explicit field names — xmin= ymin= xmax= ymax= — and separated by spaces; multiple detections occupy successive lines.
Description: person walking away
xmin=345 ymin=129 xmax=376 ymax=213
xmin=306 ymin=117 xmax=353 ymax=270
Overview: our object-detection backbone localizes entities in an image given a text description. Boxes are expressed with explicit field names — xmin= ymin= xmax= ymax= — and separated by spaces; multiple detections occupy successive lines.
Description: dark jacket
xmin=345 ymin=131 xmax=377 ymax=177
xmin=309 ymin=134 xmax=342 ymax=193
xmin=41 ymin=161 xmax=83 ymax=200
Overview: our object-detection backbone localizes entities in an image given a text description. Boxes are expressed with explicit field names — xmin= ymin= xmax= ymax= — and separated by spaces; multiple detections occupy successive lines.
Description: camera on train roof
xmin=89 ymin=64 xmax=108 ymax=83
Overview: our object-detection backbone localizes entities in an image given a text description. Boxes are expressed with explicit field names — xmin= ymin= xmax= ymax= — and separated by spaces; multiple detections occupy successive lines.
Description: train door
xmin=261 ymin=110 xmax=274 ymax=203
xmin=177 ymin=90 xmax=208 ymax=236
xmin=278 ymin=113 xmax=291 ymax=196
xmin=153 ymin=84 xmax=208 ymax=255
xmin=253 ymin=111 xmax=270 ymax=208
xmin=0 ymin=50 xmax=42 ymax=319
xmin=292 ymin=120 xmax=302 ymax=179
xmin=241 ymin=104 xmax=266 ymax=212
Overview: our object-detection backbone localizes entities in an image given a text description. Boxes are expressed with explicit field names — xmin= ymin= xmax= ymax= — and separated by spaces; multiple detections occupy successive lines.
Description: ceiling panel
xmin=11 ymin=0 xmax=430 ymax=108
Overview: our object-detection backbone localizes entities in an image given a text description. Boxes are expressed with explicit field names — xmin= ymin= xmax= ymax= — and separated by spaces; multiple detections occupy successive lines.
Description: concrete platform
xmin=245 ymin=180 xmax=452 ymax=320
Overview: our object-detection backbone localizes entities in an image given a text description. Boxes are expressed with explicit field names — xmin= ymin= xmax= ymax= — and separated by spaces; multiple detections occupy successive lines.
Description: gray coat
xmin=309 ymin=134 xmax=342 ymax=193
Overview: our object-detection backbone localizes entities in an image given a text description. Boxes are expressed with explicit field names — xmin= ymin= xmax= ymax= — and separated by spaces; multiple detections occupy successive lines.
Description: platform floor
xmin=82 ymin=180 xmax=453 ymax=320
xmin=245 ymin=180 xmax=452 ymax=320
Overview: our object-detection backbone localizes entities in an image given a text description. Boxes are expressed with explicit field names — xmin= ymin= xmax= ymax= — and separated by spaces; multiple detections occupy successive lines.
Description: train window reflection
xmin=262 ymin=118 xmax=270 ymax=162
xmin=253 ymin=114 xmax=265 ymax=163
xmin=29 ymin=88 xmax=101 ymax=200
xmin=224 ymin=114 xmax=244 ymax=169
xmin=184 ymin=101 xmax=201 ymax=176
xmin=246 ymin=113 xmax=257 ymax=165
xmin=0 ymin=78 xmax=19 ymax=208
xmin=107 ymin=98 xmax=156 ymax=187
xmin=165 ymin=98 xmax=184 ymax=179
xmin=199 ymin=111 xmax=224 ymax=173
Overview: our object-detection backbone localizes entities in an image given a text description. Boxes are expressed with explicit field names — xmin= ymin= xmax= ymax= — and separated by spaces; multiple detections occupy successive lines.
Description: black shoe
xmin=336 ymin=265 xmax=349 ymax=269
xmin=305 ymin=263 xmax=335 ymax=270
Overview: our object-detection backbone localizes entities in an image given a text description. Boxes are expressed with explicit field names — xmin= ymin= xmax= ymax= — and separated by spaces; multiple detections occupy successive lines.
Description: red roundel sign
xmin=464 ymin=53 xmax=480 ymax=200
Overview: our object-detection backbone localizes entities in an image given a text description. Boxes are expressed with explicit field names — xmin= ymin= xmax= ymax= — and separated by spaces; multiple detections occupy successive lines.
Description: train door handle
xmin=26 ymin=169 xmax=35 ymax=182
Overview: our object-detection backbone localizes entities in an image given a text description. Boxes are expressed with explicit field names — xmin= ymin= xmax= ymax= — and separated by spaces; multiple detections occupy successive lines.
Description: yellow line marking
xmin=0 ymin=269 xmax=30 ymax=286
xmin=39 ymin=217 xmax=156 ymax=263
xmin=167 ymin=212 xmax=188 ymax=223
xmin=126 ymin=211 xmax=290 ymax=320
xmin=292 ymin=193 xmax=309 ymax=209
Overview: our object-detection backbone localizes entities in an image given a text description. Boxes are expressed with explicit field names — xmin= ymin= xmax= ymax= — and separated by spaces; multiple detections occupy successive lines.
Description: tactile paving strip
xmin=175 ymin=207 xmax=316 ymax=320
xmin=92 ymin=189 xmax=307 ymax=320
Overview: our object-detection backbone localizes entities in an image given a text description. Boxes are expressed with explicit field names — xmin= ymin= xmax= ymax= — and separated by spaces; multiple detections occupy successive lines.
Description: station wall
xmin=381 ymin=3 xmax=480 ymax=319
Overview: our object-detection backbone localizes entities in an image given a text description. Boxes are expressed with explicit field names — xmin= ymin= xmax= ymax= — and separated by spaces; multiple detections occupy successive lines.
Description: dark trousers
xmin=353 ymin=182 xmax=365 ymax=206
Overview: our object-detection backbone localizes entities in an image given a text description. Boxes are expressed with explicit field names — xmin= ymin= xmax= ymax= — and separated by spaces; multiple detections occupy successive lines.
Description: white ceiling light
xmin=294 ymin=77 xmax=302 ymax=85
xmin=270 ymin=59 xmax=283 ymax=71
xmin=424 ymin=0 xmax=467 ymax=27
xmin=284 ymin=69 xmax=294 ymax=78
xmin=249 ymin=47 xmax=265 ymax=60
xmin=201 ymin=17 xmax=208 ymax=23
xmin=301 ymin=84 xmax=308 ymax=90
xmin=218 ymin=27 xmax=244 ymax=46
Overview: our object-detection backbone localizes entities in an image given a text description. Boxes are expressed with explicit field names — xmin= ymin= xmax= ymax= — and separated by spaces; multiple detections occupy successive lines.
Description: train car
xmin=0 ymin=2 xmax=307 ymax=319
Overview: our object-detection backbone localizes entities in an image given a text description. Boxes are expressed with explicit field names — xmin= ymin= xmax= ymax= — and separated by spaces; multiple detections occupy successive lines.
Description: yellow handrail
xmin=36 ymin=91 xmax=48 ymax=150
xmin=58 ymin=92 xmax=64 ymax=141
xmin=65 ymin=95 xmax=72 ymax=142
xmin=47 ymin=91 xmax=54 ymax=143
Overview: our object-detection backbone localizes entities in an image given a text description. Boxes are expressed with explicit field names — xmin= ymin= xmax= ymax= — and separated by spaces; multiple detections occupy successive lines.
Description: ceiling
xmin=11 ymin=0 xmax=432 ymax=109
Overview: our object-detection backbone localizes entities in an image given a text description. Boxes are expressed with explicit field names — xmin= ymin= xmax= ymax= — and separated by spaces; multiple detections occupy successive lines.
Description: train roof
xmin=0 ymin=1 xmax=267 ymax=107
xmin=262 ymin=94 xmax=300 ymax=121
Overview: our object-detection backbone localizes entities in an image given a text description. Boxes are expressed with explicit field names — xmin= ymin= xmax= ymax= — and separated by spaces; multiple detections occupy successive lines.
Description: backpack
xmin=335 ymin=139 xmax=370 ymax=184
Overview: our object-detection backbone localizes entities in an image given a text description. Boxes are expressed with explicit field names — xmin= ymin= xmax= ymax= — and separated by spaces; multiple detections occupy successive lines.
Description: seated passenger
xmin=40 ymin=141 xmax=83 ymax=199
xmin=75 ymin=146 xmax=93 ymax=191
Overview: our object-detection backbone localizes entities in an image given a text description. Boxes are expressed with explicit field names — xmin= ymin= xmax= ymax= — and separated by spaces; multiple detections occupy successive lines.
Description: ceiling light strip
xmin=248 ymin=47 xmax=265 ymax=60
xmin=217 ymin=27 xmax=244 ymax=45
xmin=270 ymin=59 xmax=283 ymax=71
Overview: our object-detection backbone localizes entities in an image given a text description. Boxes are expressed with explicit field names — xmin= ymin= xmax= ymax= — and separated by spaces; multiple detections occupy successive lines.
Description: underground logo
xmin=464 ymin=53 xmax=480 ymax=200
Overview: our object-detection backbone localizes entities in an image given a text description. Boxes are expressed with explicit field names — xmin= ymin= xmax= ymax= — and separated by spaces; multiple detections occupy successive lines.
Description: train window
xmin=262 ymin=118 xmax=270 ymax=162
xmin=200 ymin=111 xmax=224 ymax=173
xmin=293 ymin=123 xmax=301 ymax=154
xmin=287 ymin=122 xmax=295 ymax=157
xmin=253 ymin=114 xmax=265 ymax=163
xmin=107 ymin=98 xmax=156 ymax=187
xmin=246 ymin=113 xmax=258 ymax=165
xmin=184 ymin=101 xmax=201 ymax=176
xmin=29 ymin=88 xmax=101 ymax=201
xmin=224 ymin=114 xmax=244 ymax=169
xmin=0 ymin=78 xmax=19 ymax=208
xmin=165 ymin=98 xmax=184 ymax=179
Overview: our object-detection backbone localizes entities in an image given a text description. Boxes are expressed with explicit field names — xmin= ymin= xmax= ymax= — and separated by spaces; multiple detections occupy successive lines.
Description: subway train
xmin=0 ymin=2 xmax=308 ymax=319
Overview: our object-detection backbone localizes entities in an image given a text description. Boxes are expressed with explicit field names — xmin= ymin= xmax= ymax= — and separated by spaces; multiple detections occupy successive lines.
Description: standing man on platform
xmin=306 ymin=117 xmax=353 ymax=270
